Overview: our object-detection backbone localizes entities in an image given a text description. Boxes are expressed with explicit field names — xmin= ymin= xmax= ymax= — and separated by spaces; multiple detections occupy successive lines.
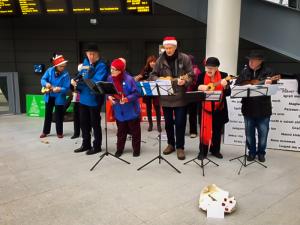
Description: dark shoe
xmin=74 ymin=146 xmax=90 ymax=153
xmin=70 ymin=134 xmax=80 ymax=139
xmin=247 ymin=154 xmax=255 ymax=161
xmin=157 ymin=123 xmax=162 ymax=133
xmin=197 ymin=152 xmax=206 ymax=160
xmin=163 ymin=145 xmax=175 ymax=155
xmin=86 ymin=147 xmax=102 ymax=155
xmin=115 ymin=150 xmax=123 ymax=158
xmin=258 ymin=154 xmax=266 ymax=162
xmin=57 ymin=134 xmax=63 ymax=139
xmin=133 ymin=151 xmax=140 ymax=157
xmin=211 ymin=152 xmax=223 ymax=159
xmin=148 ymin=123 xmax=153 ymax=132
xmin=177 ymin=148 xmax=185 ymax=160
xmin=40 ymin=133 xmax=47 ymax=138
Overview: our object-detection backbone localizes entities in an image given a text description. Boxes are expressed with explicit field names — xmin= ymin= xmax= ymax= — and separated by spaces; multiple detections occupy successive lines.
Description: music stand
xmin=137 ymin=81 xmax=181 ymax=173
xmin=229 ymin=84 xmax=279 ymax=174
xmin=183 ymin=91 xmax=222 ymax=176
xmin=90 ymin=81 xmax=130 ymax=171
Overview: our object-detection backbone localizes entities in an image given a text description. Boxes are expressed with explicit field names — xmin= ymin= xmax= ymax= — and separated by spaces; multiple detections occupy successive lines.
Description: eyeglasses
xmin=110 ymin=68 xmax=119 ymax=72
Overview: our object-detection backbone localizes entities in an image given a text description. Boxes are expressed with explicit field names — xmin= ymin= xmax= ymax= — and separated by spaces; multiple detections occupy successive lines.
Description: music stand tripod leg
xmin=90 ymin=100 xmax=130 ymax=171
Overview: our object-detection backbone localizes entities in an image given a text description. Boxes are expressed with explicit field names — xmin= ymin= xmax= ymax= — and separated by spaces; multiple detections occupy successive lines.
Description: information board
xmin=99 ymin=0 xmax=121 ymax=13
xmin=19 ymin=0 xmax=41 ymax=15
xmin=44 ymin=0 xmax=67 ymax=14
xmin=72 ymin=0 xmax=94 ymax=13
xmin=0 ymin=0 xmax=15 ymax=15
xmin=125 ymin=0 xmax=152 ymax=14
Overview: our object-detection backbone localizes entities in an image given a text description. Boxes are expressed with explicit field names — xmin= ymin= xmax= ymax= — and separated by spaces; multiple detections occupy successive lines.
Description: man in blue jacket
xmin=40 ymin=54 xmax=70 ymax=138
xmin=71 ymin=43 xmax=108 ymax=155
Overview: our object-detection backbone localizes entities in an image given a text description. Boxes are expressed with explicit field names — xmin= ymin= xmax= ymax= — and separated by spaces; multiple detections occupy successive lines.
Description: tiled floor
xmin=0 ymin=114 xmax=300 ymax=225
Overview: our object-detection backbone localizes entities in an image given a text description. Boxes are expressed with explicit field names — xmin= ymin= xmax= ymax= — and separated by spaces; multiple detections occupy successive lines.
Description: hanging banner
xmin=224 ymin=79 xmax=300 ymax=152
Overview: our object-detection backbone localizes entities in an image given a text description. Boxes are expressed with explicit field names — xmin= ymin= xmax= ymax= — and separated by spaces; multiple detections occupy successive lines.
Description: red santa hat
xmin=52 ymin=55 xmax=68 ymax=67
xmin=111 ymin=58 xmax=125 ymax=72
xmin=163 ymin=36 xmax=177 ymax=46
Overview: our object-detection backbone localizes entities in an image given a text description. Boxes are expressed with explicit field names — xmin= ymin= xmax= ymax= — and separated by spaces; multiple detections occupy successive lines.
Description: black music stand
xmin=90 ymin=81 xmax=130 ymax=171
xmin=228 ymin=85 xmax=278 ymax=174
xmin=183 ymin=91 xmax=222 ymax=176
xmin=137 ymin=81 xmax=181 ymax=173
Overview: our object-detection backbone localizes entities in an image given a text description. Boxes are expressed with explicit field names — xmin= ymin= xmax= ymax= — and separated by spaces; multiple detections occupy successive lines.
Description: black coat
xmin=196 ymin=71 xmax=231 ymax=125
xmin=235 ymin=64 xmax=274 ymax=117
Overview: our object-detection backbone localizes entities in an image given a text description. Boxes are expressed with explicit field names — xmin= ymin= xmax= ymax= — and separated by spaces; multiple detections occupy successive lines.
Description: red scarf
xmin=112 ymin=72 xmax=124 ymax=100
xmin=200 ymin=70 xmax=224 ymax=147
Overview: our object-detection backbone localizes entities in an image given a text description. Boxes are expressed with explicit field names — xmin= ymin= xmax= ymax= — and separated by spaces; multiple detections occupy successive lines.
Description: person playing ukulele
xmin=197 ymin=57 xmax=231 ymax=159
xmin=235 ymin=50 xmax=277 ymax=162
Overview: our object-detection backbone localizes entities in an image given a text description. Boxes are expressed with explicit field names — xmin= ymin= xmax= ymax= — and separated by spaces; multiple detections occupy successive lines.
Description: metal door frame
xmin=0 ymin=72 xmax=20 ymax=114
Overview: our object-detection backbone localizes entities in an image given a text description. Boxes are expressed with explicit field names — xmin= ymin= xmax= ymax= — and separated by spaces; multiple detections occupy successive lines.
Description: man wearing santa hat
xmin=150 ymin=36 xmax=194 ymax=160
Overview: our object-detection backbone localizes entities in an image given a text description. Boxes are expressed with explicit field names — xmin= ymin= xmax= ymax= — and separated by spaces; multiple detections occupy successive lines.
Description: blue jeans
xmin=163 ymin=106 xmax=187 ymax=149
xmin=244 ymin=116 xmax=270 ymax=156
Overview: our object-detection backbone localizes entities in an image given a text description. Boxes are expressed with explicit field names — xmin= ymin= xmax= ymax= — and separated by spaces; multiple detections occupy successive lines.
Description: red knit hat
xmin=52 ymin=55 xmax=68 ymax=67
xmin=163 ymin=36 xmax=177 ymax=46
xmin=111 ymin=58 xmax=125 ymax=72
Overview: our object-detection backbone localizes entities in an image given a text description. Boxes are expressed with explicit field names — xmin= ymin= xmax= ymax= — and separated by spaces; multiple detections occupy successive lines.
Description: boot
xmin=157 ymin=121 xmax=162 ymax=133
xmin=148 ymin=121 xmax=153 ymax=132
xmin=163 ymin=144 xmax=175 ymax=155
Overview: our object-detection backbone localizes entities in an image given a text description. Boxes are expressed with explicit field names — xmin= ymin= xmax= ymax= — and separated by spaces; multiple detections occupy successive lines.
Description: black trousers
xmin=187 ymin=102 xmax=198 ymax=134
xmin=144 ymin=97 xmax=161 ymax=124
xmin=42 ymin=97 xmax=64 ymax=135
xmin=73 ymin=102 xmax=80 ymax=136
xmin=80 ymin=103 xmax=102 ymax=149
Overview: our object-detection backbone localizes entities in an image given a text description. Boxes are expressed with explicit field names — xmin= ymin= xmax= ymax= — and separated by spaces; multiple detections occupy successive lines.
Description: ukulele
xmin=240 ymin=74 xmax=281 ymax=85
xmin=41 ymin=87 xmax=52 ymax=94
xmin=206 ymin=75 xmax=237 ymax=91
xmin=158 ymin=73 xmax=190 ymax=82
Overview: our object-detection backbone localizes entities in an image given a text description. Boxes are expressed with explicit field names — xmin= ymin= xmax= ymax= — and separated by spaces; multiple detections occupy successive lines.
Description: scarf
xmin=112 ymin=72 xmax=125 ymax=100
xmin=200 ymin=70 xmax=224 ymax=147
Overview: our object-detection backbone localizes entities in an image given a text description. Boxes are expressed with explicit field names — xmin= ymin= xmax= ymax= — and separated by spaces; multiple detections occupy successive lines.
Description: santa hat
xmin=52 ymin=55 xmax=68 ymax=67
xmin=163 ymin=36 xmax=177 ymax=46
xmin=111 ymin=58 xmax=125 ymax=72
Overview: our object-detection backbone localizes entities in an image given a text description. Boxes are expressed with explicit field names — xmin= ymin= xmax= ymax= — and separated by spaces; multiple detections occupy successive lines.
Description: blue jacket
xmin=76 ymin=58 xmax=108 ymax=107
xmin=107 ymin=72 xmax=140 ymax=122
xmin=41 ymin=67 xmax=70 ymax=105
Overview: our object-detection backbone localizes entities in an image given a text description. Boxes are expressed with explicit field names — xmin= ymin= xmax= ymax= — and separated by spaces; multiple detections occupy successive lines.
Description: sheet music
xmin=137 ymin=80 xmax=174 ymax=96
xmin=231 ymin=84 xmax=279 ymax=98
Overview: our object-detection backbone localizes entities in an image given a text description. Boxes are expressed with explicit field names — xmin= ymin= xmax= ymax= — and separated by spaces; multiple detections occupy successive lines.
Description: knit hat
xmin=205 ymin=57 xmax=220 ymax=67
xmin=163 ymin=36 xmax=177 ymax=46
xmin=111 ymin=58 xmax=125 ymax=72
xmin=52 ymin=55 xmax=68 ymax=67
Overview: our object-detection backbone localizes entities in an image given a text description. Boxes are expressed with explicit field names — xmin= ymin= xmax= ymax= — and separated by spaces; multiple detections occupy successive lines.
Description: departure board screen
xmin=44 ymin=0 xmax=67 ymax=13
xmin=99 ymin=0 xmax=121 ymax=13
xmin=0 ymin=0 xmax=15 ymax=14
xmin=72 ymin=0 xmax=94 ymax=13
xmin=125 ymin=0 xmax=152 ymax=14
xmin=19 ymin=0 xmax=42 ymax=15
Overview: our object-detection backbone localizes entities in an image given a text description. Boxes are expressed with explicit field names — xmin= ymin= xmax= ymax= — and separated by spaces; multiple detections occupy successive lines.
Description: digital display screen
xmin=44 ymin=0 xmax=67 ymax=14
xmin=0 ymin=0 xmax=15 ymax=14
xmin=99 ymin=0 xmax=121 ymax=13
xmin=125 ymin=0 xmax=152 ymax=14
xmin=72 ymin=0 xmax=94 ymax=13
xmin=18 ymin=0 xmax=42 ymax=15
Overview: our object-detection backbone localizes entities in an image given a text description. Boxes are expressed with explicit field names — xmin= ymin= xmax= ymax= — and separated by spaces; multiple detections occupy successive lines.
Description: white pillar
xmin=206 ymin=0 xmax=241 ymax=75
